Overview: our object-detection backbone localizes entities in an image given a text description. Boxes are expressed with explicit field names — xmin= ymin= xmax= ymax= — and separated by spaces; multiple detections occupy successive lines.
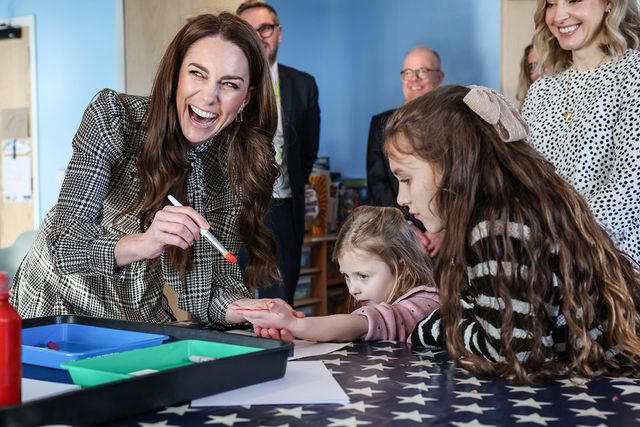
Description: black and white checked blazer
xmin=10 ymin=89 xmax=251 ymax=327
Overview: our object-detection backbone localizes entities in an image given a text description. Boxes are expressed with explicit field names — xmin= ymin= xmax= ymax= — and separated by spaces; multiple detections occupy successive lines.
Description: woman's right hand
xmin=114 ymin=204 xmax=210 ymax=266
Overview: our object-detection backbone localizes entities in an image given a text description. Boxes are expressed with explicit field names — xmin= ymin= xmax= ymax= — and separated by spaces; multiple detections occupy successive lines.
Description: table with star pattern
xmin=111 ymin=340 xmax=640 ymax=426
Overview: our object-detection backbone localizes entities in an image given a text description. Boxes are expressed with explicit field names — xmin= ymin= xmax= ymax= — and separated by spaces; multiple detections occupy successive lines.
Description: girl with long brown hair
xmin=386 ymin=84 xmax=640 ymax=384
xmin=11 ymin=13 xmax=280 ymax=327
xmin=231 ymin=206 xmax=439 ymax=342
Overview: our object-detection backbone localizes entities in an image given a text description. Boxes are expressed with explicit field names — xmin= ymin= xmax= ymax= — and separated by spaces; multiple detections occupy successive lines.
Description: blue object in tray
xmin=22 ymin=324 xmax=170 ymax=369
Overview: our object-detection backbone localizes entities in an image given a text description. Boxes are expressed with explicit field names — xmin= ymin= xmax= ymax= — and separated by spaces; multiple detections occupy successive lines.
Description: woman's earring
xmin=235 ymin=103 xmax=245 ymax=123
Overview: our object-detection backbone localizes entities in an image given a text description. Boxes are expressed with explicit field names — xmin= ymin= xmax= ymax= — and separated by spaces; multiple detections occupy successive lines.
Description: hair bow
xmin=462 ymin=85 xmax=529 ymax=142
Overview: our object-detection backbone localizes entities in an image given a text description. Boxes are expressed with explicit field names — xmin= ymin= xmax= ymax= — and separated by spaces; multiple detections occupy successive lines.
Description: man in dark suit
xmin=367 ymin=46 xmax=444 ymax=208
xmin=238 ymin=1 xmax=320 ymax=305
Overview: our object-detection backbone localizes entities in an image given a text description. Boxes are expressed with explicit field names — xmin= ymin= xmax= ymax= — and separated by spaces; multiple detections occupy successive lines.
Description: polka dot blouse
xmin=522 ymin=49 xmax=640 ymax=265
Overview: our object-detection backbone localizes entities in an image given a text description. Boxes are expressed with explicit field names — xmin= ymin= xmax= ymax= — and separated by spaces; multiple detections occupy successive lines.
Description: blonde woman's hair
xmin=532 ymin=0 xmax=640 ymax=73
xmin=332 ymin=206 xmax=434 ymax=304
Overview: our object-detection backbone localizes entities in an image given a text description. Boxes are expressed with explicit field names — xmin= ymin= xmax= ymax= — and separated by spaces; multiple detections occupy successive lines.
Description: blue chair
xmin=0 ymin=229 xmax=37 ymax=283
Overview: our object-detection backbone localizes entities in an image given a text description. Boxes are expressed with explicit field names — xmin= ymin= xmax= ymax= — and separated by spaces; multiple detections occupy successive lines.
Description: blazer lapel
xmin=278 ymin=65 xmax=293 ymax=143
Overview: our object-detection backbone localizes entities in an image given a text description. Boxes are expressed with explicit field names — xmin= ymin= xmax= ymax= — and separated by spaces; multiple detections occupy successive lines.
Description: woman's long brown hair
xmin=385 ymin=85 xmax=640 ymax=384
xmin=131 ymin=13 xmax=279 ymax=291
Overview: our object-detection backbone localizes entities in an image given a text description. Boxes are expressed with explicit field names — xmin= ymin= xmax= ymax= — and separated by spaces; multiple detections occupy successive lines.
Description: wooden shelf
xmin=293 ymin=297 xmax=322 ymax=307
xmin=297 ymin=233 xmax=348 ymax=316
xmin=327 ymin=277 xmax=345 ymax=286
xmin=299 ymin=267 xmax=321 ymax=276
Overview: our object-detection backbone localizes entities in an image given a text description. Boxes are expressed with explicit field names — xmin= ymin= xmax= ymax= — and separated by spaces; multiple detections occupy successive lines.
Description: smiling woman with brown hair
xmin=10 ymin=13 xmax=281 ymax=327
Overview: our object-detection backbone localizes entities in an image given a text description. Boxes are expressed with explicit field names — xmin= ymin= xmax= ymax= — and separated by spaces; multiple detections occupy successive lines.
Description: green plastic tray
xmin=61 ymin=339 xmax=261 ymax=386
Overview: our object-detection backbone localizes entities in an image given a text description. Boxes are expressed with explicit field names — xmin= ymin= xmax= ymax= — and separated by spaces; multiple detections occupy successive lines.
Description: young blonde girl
xmin=231 ymin=206 xmax=439 ymax=342
xmin=385 ymin=84 xmax=640 ymax=384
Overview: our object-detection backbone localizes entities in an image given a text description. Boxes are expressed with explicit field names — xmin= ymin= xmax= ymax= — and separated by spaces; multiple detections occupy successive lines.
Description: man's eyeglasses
xmin=400 ymin=67 xmax=441 ymax=81
xmin=256 ymin=23 xmax=279 ymax=38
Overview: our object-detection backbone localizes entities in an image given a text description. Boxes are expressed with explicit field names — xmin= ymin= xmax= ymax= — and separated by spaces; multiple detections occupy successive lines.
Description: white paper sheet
xmin=226 ymin=329 xmax=349 ymax=360
xmin=288 ymin=340 xmax=349 ymax=360
xmin=190 ymin=361 xmax=349 ymax=407
xmin=21 ymin=378 xmax=80 ymax=402
xmin=2 ymin=139 xmax=32 ymax=202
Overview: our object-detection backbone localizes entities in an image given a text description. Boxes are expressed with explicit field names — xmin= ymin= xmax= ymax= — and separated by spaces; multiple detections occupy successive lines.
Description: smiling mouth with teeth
xmin=559 ymin=24 xmax=579 ymax=34
xmin=189 ymin=105 xmax=218 ymax=126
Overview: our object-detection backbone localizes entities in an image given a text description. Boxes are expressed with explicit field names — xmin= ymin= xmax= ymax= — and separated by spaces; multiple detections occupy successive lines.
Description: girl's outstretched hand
xmin=229 ymin=298 xmax=304 ymax=341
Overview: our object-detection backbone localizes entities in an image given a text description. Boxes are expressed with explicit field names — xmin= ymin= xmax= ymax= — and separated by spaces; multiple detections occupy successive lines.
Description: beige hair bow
xmin=462 ymin=85 xmax=529 ymax=142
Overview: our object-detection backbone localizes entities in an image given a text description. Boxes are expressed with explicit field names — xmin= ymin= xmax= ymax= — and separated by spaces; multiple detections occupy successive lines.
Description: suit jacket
xmin=278 ymin=63 xmax=321 ymax=240
xmin=366 ymin=109 xmax=398 ymax=207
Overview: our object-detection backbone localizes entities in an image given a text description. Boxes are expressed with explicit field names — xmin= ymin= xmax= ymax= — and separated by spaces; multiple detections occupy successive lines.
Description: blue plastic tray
xmin=22 ymin=324 xmax=169 ymax=369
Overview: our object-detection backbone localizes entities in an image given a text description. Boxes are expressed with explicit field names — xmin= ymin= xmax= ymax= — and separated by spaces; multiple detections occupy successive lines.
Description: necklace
xmin=562 ymin=54 xmax=608 ymax=124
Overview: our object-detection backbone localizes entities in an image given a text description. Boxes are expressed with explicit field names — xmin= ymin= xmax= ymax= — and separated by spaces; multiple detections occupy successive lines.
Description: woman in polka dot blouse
xmin=523 ymin=0 xmax=640 ymax=264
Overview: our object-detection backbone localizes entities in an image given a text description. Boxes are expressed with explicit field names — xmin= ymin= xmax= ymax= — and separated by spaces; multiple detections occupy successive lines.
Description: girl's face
xmin=544 ymin=0 xmax=609 ymax=56
xmin=339 ymin=248 xmax=394 ymax=307
xmin=175 ymin=36 xmax=253 ymax=145
xmin=388 ymin=136 xmax=444 ymax=234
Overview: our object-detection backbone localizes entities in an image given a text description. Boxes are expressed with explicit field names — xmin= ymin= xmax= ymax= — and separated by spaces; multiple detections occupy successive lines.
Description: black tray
xmin=0 ymin=315 xmax=292 ymax=427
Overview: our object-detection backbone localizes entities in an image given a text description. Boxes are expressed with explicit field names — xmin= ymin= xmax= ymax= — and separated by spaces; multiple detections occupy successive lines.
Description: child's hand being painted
xmin=230 ymin=298 xmax=304 ymax=341
xmin=234 ymin=299 xmax=300 ymax=332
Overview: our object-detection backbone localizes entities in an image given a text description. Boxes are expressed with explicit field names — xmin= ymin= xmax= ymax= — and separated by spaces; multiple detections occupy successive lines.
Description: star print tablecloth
xmin=113 ymin=341 xmax=640 ymax=427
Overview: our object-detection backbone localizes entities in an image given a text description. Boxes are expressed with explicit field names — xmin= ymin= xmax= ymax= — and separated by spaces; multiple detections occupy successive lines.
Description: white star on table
xmin=511 ymin=413 xmax=558 ymax=425
xmin=408 ymin=359 xmax=436 ymax=368
xmin=361 ymin=363 xmax=392 ymax=371
xmin=562 ymin=392 xmax=605 ymax=403
xmin=413 ymin=349 xmax=443 ymax=357
xmin=401 ymin=382 xmax=440 ymax=392
xmin=339 ymin=400 xmax=378 ymax=413
xmin=330 ymin=350 xmax=358 ymax=356
xmin=397 ymin=393 xmax=437 ymax=405
xmin=372 ymin=345 xmax=402 ymax=352
xmin=367 ymin=354 xmax=397 ymax=362
xmin=406 ymin=370 xmax=440 ymax=379
xmin=391 ymin=410 xmax=435 ymax=422
xmin=557 ymin=377 xmax=590 ymax=388
xmin=326 ymin=416 xmax=371 ymax=426
xmin=606 ymin=376 xmax=640 ymax=383
xmin=508 ymin=398 xmax=552 ymax=409
xmin=327 ymin=368 xmax=344 ymax=375
xmin=157 ymin=404 xmax=199 ymax=416
xmin=205 ymin=413 xmax=250 ymax=426
xmin=613 ymin=384 xmax=640 ymax=395
xmin=569 ymin=407 xmax=615 ymax=420
xmin=505 ymin=385 xmax=544 ymax=394
xmin=273 ymin=406 xmax=317 ymax=419
xmin=452 ymin=403 xmax=495 ymax=414
xmin=354 ymin=374 xmax=389 ymax=384
xmin=346 ymin=386 xmax=385 ymax=397
xmin=625 ymin=402 xmax=640 ymax=410
xmin=321 ymin=358 xmax=351 ymax=366
xmin=450 ymin=419 xmax=497 ymax=427
xmin=456 ymin=367 xmax=472 ymax=375
xmin=138 ymin=421 xmax=179 ymax=427
xmin=454 ymin=390 xmax=493 ymax=400
xmin=455 ymin=377 xmax=489 ymax=386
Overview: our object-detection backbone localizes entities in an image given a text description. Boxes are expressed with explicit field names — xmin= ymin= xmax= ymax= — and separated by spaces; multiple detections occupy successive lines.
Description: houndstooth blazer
xmin=10 ymin=89 xmax=251 ymax=327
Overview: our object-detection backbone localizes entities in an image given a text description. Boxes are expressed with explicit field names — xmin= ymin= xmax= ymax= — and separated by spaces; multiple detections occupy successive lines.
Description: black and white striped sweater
xmin=411 ymin=220 xmax=618 ymax=363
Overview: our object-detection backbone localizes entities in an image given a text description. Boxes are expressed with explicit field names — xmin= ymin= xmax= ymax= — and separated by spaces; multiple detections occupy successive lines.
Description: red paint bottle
xmin=0 ymin=271 xmax=21 ymax=406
